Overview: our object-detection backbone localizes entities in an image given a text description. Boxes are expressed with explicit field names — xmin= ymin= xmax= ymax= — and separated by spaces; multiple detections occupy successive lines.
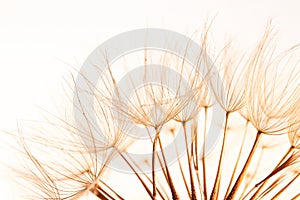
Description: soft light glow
xmin=0 ymin=0 xmax=299 ymax=199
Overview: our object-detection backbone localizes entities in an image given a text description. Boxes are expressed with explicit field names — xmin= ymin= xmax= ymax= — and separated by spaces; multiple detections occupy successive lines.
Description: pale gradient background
xmin=0 ymin=0 xmax=299 ymax=199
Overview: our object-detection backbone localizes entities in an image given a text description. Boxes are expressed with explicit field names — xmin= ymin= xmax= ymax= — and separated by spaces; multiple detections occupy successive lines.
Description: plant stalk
xmin=210 ymin=112 xmax=230 ymax=200
xmin=226 ymin=131 xmax=262 ymax=200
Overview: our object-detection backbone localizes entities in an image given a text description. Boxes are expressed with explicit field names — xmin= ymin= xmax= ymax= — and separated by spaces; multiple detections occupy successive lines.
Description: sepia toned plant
xmin=208 ymin=41 xmax=248 ymax=200
xmin=227 ymin=24 xmax=300 ymax=200
xmin=15 ymin=122 xmax=117 ymax=200
xmin=12 ymin=23 xmax=300 ymax=200
xmin=289 ymin=119 xmax=300 ymax=149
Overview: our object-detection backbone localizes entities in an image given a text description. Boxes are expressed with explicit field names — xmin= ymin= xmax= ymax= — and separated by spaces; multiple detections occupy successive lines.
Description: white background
xmin=0 ymin=0 xmax=299 ymax=199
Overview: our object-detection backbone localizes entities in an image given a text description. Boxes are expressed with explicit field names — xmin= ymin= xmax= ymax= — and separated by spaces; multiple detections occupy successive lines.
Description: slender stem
xmin=152 ymin=130 xmax=159 ymax=200
xmin=125 ymin=152 xmax=167 ymax=200
xmin=146 ymin=127 xmax=169 ymax=185
xmin=90 ymin=184 xmax=109 ymax=200
xmin=191 ymin=117 xmax=205 ymax=199
xmin=95 ymin=183 xmax=116 ymax=200
xmin=157 ymin=136 xmax=179 ymax=199
xmin=272 ymin=173 xmax=300 ymax=199
xmin=99 ymin=180 xmax=125 ymax=200
xmin=202 ymin=107 xmax=208 ymax=200
xmin=291 ymin=193 xmax=300 ymax=200
xmin=173 ymin=130 xmax=192 ymax=199
xmin=210 ymin=112 xmax=230 ymax=200
xmin=226 ymin=131 xmax=262 ymax=200
xmin=249 ymin=146 xmax=293 ymax=199
xmin=183 ymin=122 xmax=197 ymax=200
xmin=117 ymin=150 xmax=153 ymax=198
xmin=225 ymin=120 xmax=249 ymax=197
xmin=240 ymin=145 xmax=264 ymax=198
xmin=179 ymin=149 xmax=192 ymax=199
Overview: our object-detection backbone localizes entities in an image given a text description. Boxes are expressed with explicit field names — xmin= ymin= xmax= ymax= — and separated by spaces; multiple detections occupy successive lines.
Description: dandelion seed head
xmin=244 ymin=25 xmax=300 ymax=134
